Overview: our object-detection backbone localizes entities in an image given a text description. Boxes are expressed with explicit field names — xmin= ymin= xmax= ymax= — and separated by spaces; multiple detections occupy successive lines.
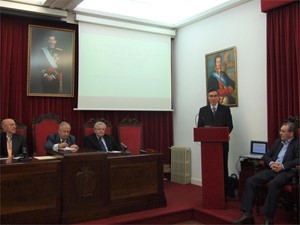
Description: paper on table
xmin=61 ymin=147 xmax=76 ymax=151
xmin=109 ymin=151 xmax=122 ymax=153
xmin=34 ymin=156 xmax=57 ymax=160
xmin=0 ymin=157 xmax=21 ymax=160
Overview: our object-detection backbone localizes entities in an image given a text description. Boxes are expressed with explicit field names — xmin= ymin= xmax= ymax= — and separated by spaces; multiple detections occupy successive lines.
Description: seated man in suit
xmin=0 ymin=118 xmax=26 ymax=157
xmin=85 ymin=121 xmax=121 ymax=152
xmin=233 ymin=117 xmax=299 ymax=225
xmin=44 ymin=121 xmax=79 ymax=153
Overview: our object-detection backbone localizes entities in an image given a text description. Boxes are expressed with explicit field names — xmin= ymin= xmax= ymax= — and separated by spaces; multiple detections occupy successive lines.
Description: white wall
xmin=172 ymin=0 xmax=267 ymax=185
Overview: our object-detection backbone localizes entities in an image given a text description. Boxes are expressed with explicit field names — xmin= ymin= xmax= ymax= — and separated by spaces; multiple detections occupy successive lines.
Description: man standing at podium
xmin=197 ymin=89 xmax=233 ymax=196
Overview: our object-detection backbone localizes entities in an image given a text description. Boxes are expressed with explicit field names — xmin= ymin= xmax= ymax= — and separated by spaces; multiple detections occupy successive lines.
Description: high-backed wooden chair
xmin=32 ymin=113 xmax=61 ymax=156
xmin=83 ymin=118 xmax=112 ymax=136
xmin=14 ymin=119 xmax=28 ymax=148
xmin=14 ymin=119 xmax=27 ymax=139
xmin=117 ymin=118 xmax=143 ymax=155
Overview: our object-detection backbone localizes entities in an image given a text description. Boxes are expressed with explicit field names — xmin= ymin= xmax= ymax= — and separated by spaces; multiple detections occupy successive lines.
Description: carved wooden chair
xmin=32 ymin=113 xmax=62 ymax=156
xmin=117 ymin=118 xmax=143 ymax=154
xmin=13 ymin=119 xmax=27 ymax=140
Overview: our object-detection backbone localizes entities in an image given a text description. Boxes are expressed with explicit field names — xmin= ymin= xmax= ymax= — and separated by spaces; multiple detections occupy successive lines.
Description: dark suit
xmin=40 ymin=47 xmax=68 ymax=94
xmin=197 ymin=104 xmax=233 ymax=191
xmin=240 ymin=137 xmax=299 ymax=219
xmin=44 ymin=133 xmax=76 ymax=152
xmin=0 ymin=132 xmax=26 ymax=157
xmin=84 ymin=133 xmax=121 ymax=152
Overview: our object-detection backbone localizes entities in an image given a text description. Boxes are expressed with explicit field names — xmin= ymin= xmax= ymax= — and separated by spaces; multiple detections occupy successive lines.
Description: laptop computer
xmin=241 ymin=140 xmax=268 ymax=159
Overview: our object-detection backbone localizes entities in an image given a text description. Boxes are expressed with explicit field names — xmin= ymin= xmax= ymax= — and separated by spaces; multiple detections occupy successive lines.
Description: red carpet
xmin=75 ymin=180 xmax=298 ymax=225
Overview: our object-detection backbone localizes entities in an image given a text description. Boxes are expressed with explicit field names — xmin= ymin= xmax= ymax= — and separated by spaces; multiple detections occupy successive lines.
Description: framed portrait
xmin=205 ymin=46 xmax=238 ymax=107
xmin=27 ymin=25 xmax=75 ymax=97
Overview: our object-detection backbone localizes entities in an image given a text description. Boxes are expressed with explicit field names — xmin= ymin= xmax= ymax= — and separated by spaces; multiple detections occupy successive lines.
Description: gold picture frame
xmin=205 ymin=46 xmax=238 ymax=107
xmin=27 ymin=25 xmax=75 ymax=97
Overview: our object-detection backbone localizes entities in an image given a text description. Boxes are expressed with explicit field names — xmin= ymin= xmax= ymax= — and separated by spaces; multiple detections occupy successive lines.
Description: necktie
xmin=99 ymin=138 xmax=108 ymax=152
xmin=212 ymin=107 xmax=216 ymax=116
xmin=7 ymin=136 xmax=12 ymax=157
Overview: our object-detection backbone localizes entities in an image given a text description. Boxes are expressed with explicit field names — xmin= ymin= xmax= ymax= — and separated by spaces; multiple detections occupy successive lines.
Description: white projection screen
xmin=76 ymin=21 xmax=172 ymax=111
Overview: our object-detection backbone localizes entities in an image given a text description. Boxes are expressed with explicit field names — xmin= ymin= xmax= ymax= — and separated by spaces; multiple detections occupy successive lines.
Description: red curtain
xmin=266 ymin=1 xmax=300 ymax=144
xmin=0 ymin=13 xmax=173 ymax=162
xmin=261 ymin=0 xmax=297 ymax=13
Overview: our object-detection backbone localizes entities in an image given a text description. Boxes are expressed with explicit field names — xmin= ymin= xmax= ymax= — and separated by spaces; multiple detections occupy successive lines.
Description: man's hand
xmin=70 ymin=144 xmax=79 ymax=152
xmin=270 ymin=162 xmax=283 ymax=172
xmin=58 ymin=142 xmax=69 ymax=149
xmin=44 ymin=74 xmax=54 ymax=81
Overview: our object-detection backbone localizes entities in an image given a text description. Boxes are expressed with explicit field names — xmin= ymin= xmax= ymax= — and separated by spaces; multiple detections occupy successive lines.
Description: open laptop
xmin=241 ymin=141 xmax=268 ymax=159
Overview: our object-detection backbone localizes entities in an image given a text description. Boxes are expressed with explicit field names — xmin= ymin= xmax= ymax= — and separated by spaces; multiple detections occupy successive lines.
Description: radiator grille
xmin=171 ymin=146 xmax=191 ymax=184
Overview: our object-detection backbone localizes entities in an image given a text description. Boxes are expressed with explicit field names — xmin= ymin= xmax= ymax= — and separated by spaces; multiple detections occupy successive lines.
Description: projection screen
xmin=76 ymin=21 xmax=172 ymax=111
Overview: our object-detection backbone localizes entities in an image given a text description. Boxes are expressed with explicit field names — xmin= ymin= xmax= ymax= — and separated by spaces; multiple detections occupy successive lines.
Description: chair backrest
xmin=118 ymin=118 xmax=143 ymax=154
xmin=15 ymin=119 xmax=27 ymax=141
xmin=83 ymin=118 xmax=112 ymax=136
xmin=32 ymin=113 xmax=61 ymax=156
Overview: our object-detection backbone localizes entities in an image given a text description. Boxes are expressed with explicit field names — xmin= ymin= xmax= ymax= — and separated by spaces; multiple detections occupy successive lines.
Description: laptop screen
xmin=250 ymin=141 xmax=268 ymax=155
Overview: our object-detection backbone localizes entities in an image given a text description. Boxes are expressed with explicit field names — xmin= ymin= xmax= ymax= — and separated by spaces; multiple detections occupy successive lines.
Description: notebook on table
xmin=241 ymin=140 xmax=268 ymax=159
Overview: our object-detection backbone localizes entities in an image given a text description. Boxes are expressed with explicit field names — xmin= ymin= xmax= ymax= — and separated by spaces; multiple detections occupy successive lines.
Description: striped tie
xmin=212 ymin=107 xmax=216 ymax=116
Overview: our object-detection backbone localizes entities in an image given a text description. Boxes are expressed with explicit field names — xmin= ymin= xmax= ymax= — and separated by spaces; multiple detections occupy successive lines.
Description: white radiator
xmin=171 ymin=146 xmax=191 ymax=184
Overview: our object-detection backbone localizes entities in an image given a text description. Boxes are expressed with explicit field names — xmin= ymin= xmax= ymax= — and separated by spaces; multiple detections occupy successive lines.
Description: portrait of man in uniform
xmin=205 ymin=47 xmax=238 ymax=107
xmin=27 ymin=25 xmax=75 ymax=97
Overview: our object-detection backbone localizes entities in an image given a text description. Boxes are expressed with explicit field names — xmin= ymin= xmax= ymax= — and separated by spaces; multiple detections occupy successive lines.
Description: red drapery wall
xmin=261 ymin=0 xmax=297 ymax=12
xmin=0 ymin=13 xmax=173 ymax=162
xmin=266 ymin=1 xmax=300 ymax=144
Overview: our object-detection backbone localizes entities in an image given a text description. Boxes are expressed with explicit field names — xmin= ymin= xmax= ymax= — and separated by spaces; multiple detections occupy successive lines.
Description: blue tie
xmin=99 ymin=138 xmax=108 ymax=152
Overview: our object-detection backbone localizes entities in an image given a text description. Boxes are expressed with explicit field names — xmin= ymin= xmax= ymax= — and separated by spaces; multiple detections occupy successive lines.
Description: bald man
xmin=1 ymin=118 xmax=26 ymax=157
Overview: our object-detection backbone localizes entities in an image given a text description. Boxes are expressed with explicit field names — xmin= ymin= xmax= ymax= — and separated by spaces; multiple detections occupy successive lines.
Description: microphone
xmin=121 ymin=143 xmax=128 ymax=149
xmin=18 ymin=146 xmax=32 ymax=161
xmin=194 ymin=113 xmax=199 ymax=127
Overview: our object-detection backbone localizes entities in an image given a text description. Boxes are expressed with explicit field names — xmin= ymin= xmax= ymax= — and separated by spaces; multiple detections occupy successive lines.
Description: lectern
xmin=194 ymin=127 xmax=229 ymax=209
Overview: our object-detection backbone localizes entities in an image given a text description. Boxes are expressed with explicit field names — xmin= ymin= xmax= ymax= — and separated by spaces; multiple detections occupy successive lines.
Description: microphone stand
xmin=18 ymin=147 xmax=32 ymax=161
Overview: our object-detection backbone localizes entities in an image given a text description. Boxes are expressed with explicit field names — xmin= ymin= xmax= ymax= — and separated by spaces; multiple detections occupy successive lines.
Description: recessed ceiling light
xmin=75 ymin=0 xmax=232 ymax=25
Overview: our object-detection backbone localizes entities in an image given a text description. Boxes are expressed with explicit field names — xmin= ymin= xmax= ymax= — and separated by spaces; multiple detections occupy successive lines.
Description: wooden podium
xmin=194 ymin=127 xmax=229 ymax=209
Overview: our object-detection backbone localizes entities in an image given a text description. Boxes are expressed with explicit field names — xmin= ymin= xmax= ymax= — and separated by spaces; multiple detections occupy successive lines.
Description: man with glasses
xmin=84 ymin=121 xmax=121 ymax=152
xmin=233 ymin=117 xmax=299 ymax=225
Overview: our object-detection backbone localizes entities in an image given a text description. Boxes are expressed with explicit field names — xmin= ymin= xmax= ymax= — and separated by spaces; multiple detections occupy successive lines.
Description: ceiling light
xmin=75 ymin=0 xmax=231 ymax=25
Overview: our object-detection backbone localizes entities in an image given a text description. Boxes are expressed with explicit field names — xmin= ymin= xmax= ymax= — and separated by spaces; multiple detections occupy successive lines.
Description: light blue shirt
xmin=276 ymin=139 xmax=291 ymax=163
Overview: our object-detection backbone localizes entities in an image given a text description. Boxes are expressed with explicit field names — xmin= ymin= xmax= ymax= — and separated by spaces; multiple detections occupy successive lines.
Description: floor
xmin=176 ymin=220 xmax=203 ymax=224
